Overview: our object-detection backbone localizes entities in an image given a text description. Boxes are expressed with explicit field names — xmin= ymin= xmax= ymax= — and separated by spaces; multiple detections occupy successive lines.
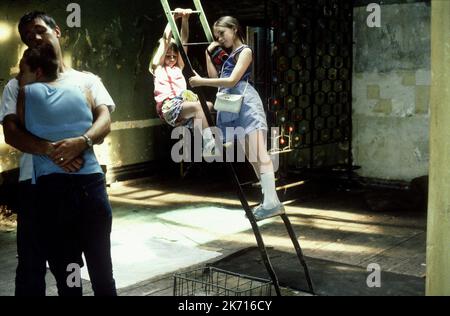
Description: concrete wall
xmin=352 ymin=1 xmax=431 ymax=181
xmin=0 ymin=0 xmax=173 ymax=178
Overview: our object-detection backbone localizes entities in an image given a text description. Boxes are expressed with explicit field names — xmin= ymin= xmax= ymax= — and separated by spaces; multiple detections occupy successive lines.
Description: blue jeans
xmin=15 ymin=180 xmax=47 ymax=296
xmin=36 ymin=173 xmax=116 ymax=296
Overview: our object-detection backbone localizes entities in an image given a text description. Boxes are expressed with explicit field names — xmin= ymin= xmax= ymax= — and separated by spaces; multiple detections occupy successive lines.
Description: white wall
xmin=352 ymin=2 xmax=430 ymax=181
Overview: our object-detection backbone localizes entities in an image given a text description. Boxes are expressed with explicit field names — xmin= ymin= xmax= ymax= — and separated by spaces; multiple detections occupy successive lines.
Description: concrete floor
xmin=0 ymin=169 xmax=427 ymax=296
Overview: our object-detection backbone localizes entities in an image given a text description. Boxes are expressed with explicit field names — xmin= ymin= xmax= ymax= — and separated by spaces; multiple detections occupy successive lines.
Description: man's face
xmin=21 ymin=18 xmax=61 ymax=50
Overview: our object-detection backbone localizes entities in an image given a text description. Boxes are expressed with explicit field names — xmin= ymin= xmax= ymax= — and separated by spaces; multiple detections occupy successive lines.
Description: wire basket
xmin=173 ymin=266 xmax=273 ymax=296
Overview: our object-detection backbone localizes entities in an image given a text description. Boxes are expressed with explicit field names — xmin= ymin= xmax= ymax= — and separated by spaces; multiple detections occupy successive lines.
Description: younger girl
xmin=150 ymin=8 xmax=216 ymax=155
xmin=189 ymin=16 xmax=285 ymax=221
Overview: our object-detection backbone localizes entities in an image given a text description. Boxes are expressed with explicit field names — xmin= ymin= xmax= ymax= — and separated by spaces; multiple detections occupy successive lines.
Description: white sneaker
xmin=203 ymin=138 xmax=219 ymax=158
xmin=252 ymin=203 xmax=285 ymax=221
xmin=203 ymin=139 xmax=234 ymax=158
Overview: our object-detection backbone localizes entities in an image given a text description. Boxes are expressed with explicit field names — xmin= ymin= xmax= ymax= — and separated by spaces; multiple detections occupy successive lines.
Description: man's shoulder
xmin=0 ymin=78 xmax=20 ymax=124
xmin=4 ymin=78 xmax=19 ymax=91
xmin=62 ymin=68 xmax=101 ymax=83
xmin=1 ymin=78 xmax=19 ymax=100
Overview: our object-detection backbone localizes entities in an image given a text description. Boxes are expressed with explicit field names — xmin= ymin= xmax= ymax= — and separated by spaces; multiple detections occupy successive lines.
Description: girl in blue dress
xmin=189 ymin=16 xmax=284 ymax=221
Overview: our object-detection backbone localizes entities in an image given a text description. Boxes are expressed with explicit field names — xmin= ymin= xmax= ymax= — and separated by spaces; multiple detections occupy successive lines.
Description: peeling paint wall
xmin=0 ymin=0 xmax=172 ymax=176
xmin=353 ymin=2 xmax=430 ymax=181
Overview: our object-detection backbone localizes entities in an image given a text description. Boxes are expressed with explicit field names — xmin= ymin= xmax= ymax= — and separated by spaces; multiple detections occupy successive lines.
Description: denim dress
xmin=217 ymin=45 xmax=268 ymax=142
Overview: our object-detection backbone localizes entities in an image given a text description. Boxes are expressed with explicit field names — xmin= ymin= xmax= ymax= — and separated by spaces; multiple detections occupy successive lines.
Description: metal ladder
xmin=160 ymin=0 xmax=314 ymax=296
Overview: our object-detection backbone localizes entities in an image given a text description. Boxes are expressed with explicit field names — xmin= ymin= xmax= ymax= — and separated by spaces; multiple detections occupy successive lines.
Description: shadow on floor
xmin=211 ymin=247 xmax=425 ymax=296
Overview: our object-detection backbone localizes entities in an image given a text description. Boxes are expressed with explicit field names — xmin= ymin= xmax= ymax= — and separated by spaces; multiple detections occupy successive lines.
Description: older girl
xmin=189 ymin=16 xmax=284 ymax=221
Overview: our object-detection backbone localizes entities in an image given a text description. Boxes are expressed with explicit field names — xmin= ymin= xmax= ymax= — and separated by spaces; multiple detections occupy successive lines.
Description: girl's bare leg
xmin=180 ymin=101 xmax=213 ymax=129
xmin=245 ymin=130 xmax=273 ymax=175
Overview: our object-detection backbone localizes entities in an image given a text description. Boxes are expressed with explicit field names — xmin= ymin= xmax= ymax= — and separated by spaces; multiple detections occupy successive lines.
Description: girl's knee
xmin=259 ymin=161 xmax=274 ymax=174
xmin=196 ymin=101 xmax=213 ymax=110
xmin=194 ymin=102 xmax=204 ymax=114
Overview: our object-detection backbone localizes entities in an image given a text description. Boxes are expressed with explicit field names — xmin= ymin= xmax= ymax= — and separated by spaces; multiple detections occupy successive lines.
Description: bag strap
xmin=217 ymin=62 xmax=226 ymax=93
xmin=231 ymin=45 xmax=247 ymax=64
xmin=242 ymin=78 xmax=250 ymax=95
xmin=218 ymin=45 xmax=250 ymax=93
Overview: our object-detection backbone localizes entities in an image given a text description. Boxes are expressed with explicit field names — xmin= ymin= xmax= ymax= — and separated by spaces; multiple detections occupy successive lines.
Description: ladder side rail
xmin=160 ymin=0 xmax=287 ymax=296
xmin=227 ymin=163 xmax=282 ymax=296
xmin=281 ymin=214 xmax=315 ymax=294
xmin=193 ymin=0 xmax=214 ymax=42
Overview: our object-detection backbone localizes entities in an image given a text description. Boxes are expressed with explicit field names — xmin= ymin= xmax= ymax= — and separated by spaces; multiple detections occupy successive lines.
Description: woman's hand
xmin=50 ymin=137 xmax=87 ymax=168
xmin=189 ymin=73 xmax=203 ymax=87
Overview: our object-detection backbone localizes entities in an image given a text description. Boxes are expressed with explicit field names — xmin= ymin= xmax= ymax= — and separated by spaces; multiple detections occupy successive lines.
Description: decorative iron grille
xmin=268 ymin=0 xmax=353 ymax=171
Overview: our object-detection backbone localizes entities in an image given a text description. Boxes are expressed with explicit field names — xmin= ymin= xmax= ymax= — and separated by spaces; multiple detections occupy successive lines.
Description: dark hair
xmin=167 ymin=42 xmax=179 ymax=54
xmin=214 ymin=16 xmax=246 ymax=43
xmin=18 ymin=11 xmax=57 ymax=43
xmin=23 ymin=44 xmax=58 ymax=81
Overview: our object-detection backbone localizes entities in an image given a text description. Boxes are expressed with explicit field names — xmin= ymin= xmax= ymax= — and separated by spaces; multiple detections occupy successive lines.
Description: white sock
xmin=203 ymin=127 xmax=214 ymax=146
xmin=203 ymin=127 xmax=213 ymax=141
xmin=203 ymin=127 xmax=219 ymax=157
xmin=260 ymin=172 xmax=280 ymax=209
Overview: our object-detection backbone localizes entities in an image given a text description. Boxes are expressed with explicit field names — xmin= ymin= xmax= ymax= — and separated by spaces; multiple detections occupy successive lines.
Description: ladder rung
xmin=239 ymin=180 xmax=260 ymax=187
xmin=276 ymin=180 xmax=305 ymax=191
xmin=182 ymin=42 xmax=210 ymax=46
xmin=170 ymin=10 xmax=202 ymax=14
xmin=269 ymin=149 xmax=294 ymax=156
xmin=240 ymin=176 xmax=285 ymax=188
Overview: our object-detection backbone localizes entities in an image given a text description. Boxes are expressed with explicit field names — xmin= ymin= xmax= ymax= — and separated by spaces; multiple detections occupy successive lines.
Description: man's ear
xmin=54 ymin=25 xmax=61 ymax=38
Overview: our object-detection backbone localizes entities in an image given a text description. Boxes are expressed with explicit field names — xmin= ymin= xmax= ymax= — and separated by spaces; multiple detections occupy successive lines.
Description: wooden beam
xmin=426 ymin=0 xmax=450 ymax=296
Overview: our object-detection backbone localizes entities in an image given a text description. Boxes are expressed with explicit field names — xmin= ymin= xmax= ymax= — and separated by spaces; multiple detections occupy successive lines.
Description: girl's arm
xmin=190 ymin=48 xmax=252 ymax=88
xmin=178 ymin=11 xmax=191 ymax=70
xmin=150 ymin=23 xmax=172 ymax=73
xmin=205 ymin=42 xmax=220 ymax=78
xmin=150 ymin=10 xmax=188 ymax=73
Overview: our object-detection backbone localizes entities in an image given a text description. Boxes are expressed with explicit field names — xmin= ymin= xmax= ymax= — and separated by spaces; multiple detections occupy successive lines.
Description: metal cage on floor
xmin=173 ymin=267 xmax=273 ymax=296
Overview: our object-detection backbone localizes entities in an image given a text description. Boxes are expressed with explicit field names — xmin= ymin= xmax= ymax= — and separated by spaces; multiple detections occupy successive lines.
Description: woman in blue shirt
xmin=17 ymin=45 xmax=116 ymax=296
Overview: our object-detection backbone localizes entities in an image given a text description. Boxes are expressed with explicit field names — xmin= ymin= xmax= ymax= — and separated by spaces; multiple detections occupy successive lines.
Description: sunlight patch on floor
xmin=81 ymin=206 xmax=273 ymax=289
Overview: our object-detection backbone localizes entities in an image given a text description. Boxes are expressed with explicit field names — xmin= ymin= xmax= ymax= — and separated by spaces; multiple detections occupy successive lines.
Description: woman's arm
xmin=16 ymin=87 xmax=25 ymax=127
xmin=3 ymin=75 xmax=54 ymax=157
xmin=205 ymin=42 xmax=220 ymax=78
xmin=190 ymin=48 xmax=252 ymax=88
